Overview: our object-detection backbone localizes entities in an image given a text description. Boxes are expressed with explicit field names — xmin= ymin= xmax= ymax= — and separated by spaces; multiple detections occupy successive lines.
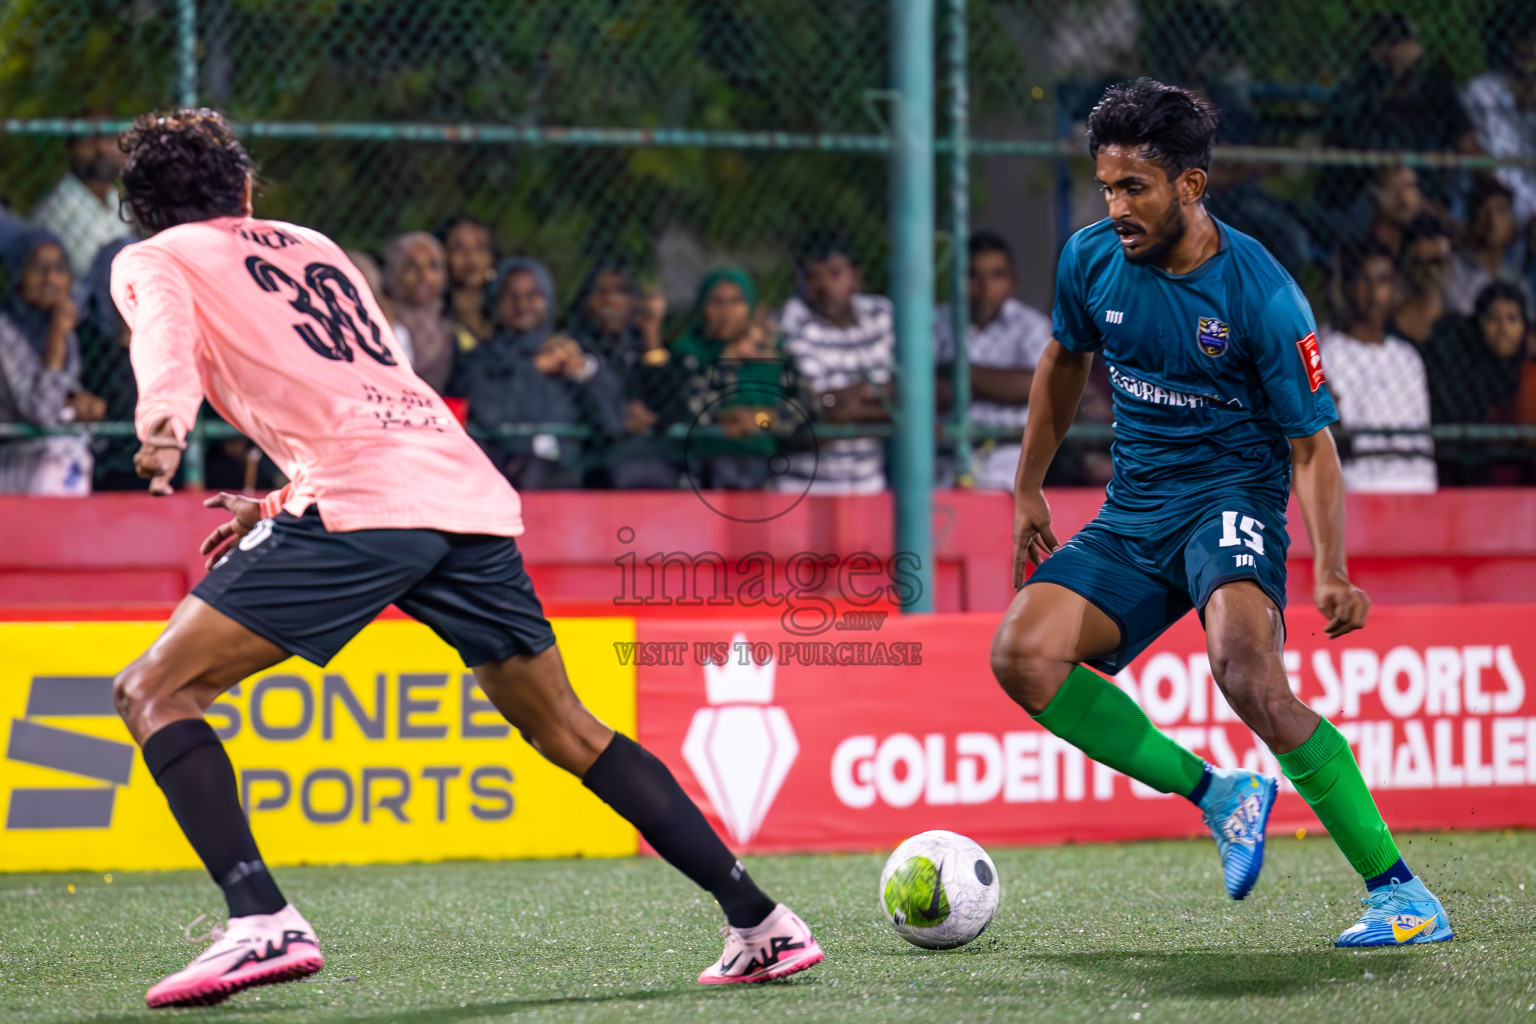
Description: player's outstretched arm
xmin=1290 ymin=428 xmax=1370 ymax=638
xmin=112 ymin=245 xmax=205 ymax=496
xmin=1010 ymin=339 xmax=1092 ymax=587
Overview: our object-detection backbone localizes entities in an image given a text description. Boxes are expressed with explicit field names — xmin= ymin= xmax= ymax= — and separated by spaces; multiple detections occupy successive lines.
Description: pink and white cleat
xmin=146 ymin=903 xmax=323 ymax=1008
xmin=698 ymin=903 xmax=824 ymax=985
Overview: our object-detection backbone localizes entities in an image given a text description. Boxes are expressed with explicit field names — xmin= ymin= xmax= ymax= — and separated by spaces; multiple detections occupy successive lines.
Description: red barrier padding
xmin=635 ymin=605 xmax=1536 ymax=852
xmin=3 ymin=489 xmax=1535 ymax=610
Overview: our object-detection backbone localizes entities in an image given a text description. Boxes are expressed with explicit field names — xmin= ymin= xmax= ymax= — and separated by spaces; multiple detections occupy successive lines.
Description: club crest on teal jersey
xmin=1197 ymin=317 xmax=1230 ymax=357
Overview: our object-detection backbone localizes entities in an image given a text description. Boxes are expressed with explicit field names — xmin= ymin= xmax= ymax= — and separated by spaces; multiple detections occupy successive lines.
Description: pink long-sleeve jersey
xmin=111 ymin=216 xmax=523 ymax=536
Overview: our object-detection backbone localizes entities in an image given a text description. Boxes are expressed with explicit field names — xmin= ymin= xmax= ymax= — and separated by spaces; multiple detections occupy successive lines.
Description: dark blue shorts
xmin=193 ymin=508 xmax=557 ymax=667
xmin=1025 ymin=496 xmax=1289 ymax=674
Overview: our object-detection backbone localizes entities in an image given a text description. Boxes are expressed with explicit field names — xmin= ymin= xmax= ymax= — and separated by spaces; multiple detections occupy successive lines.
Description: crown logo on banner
xmin=704 ymin=632 xmax=775 ymax=705
xmin=683 ymin=633 xmax=798 ymax=846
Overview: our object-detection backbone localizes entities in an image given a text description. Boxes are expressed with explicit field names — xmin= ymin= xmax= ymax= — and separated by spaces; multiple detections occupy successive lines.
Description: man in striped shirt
xmin=776 ymin=232 xmax=895 ymax=494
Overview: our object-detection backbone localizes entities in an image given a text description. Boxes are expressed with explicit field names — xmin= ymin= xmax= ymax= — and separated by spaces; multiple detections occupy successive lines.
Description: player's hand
xmin=133 ymin=418 xmax=185 ymax=496
xmin=1012 ymin=488 xmax=1060 ymax=589
xmin=1315 ymin=569 xmax=1370 ymax=639
xmin=199 ymin=492 xmax=264 ymax=569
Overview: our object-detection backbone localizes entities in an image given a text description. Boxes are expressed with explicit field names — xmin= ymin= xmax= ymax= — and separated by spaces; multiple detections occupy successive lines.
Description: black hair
xmin=968 ymin=229 xmax=1013 ymax=266
xmin=1474 ymin=279 xmax=1530 ymax=328
xmin=1085 ymin=77 xmax=1219 ymax=179
xmin=119 ymin=109 xmax=254 ymax=235
xmin=1340 ymin=237 xmax=1395 ymax=291
xmin=1400 ymin=213 xmax=1451 ymax=256
xmin=434 ymin=213 xmax=497 ymax=253
xmin=1469 ymin=176 xmax=1515 ymax=213
xmin=793 ymin=227 xmax=857 ymax=268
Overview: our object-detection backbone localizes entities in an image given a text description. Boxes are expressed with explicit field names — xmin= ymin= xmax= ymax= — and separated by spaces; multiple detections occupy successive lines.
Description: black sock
xmin=582 ymin=732 xmax=777 ymax=928
xmin=1364 ymin=858 xmax=1413 ymax=891
xmin=141 ymin=719 xmax=287 ymax=919
xmin=1186 ymin=763 xmax=1215 ymax=806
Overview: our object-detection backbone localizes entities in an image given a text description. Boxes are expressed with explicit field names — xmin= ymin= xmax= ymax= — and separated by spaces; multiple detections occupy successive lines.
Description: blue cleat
xmin=1335 ymin=877 xmax=1453 ymax=947
xmin=1197 ymin=768 xmax=1278 ymax=900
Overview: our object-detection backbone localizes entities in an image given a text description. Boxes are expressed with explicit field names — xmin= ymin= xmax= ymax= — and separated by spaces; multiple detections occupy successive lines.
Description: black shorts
xmin=193 ymin=508 xmax=556 ymax=667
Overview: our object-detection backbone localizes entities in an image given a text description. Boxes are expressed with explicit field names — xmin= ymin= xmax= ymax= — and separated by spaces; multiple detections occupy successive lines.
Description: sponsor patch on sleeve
xmin=1295 ymin=331 xmax=1325 ymax=392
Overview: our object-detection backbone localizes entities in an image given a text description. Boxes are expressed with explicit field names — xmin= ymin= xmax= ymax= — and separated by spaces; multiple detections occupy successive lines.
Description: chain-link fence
xmin=1 ymin=0 xmax=1533 ymax=495
xmin=962 ymin=0 xmax=1536 ymax=487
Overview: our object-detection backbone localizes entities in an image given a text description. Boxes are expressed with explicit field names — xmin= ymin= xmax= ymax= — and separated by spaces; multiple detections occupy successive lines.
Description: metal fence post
xmin=183 ymin=414 xmax=206 ymax=490
xmin=891 ymin=0 xmax=935 ymax=613
xmin=947 ymin=0 xmax=970 ymax=485
xmin=176 ymin=0 xmax=202 ymax=486
xmin=177 ymin=0 xmax=198 ymax=107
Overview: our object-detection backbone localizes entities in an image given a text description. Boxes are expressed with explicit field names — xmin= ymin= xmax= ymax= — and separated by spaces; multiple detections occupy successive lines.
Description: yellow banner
xmin=0 ymin=618 xmax=638 ymax=871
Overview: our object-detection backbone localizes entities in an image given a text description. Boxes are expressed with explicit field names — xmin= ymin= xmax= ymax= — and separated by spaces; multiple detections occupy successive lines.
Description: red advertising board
xmin=634 ymin=606 xmax=1536 ymax=852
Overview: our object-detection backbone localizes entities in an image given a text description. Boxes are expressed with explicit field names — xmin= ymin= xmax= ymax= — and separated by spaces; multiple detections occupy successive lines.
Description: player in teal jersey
xmin=989 ymin=78 xmax=1450 ymax=947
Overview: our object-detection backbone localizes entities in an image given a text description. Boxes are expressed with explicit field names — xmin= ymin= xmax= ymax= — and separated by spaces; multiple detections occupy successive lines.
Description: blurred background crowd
xmin=1 ymin=0 xmax=1535 ymax=496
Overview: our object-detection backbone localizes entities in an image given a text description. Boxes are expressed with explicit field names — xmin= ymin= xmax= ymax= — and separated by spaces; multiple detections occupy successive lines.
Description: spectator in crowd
xmin=454 ymin=257 xmax=623 ymax=490
xmin=626 ymin=267 xmax=784 ymax=490
xmin=569 ymin=260 xmax=647 ymax=394
xmin=382 ymin=231 xmax=471 ymax=394
xmin=77 ymin=236 xmax=141 ymax=490
xmin=1324 ymin=13 xmax=1475 ymax=207
xmin=1445 ymin=179 xmax=1532 ymax=315
xmin=778 ymin=232 xmax=894 ymax=494
xmin=1425 ymin=281 xmax=1532 ymax=484
xmin=1319 ymin=241 xmax=1437 ymax=492
xmin=934 ymin=231 xmax=1051 ymax=490
xmin=1389 ymin=215 xmax=1455 ymax=346
xmin=1425 ymin=279 xmax=1527 ymax=422
xmin=436 ymin=214 xmax=497 ymax=345
xmin=1318 ymin=164 xmax=1429 ymax=282
xmin=602 ymin=276 xmax=686 ymax=489
xmin=1364 ymin=165 xmax=1427 ymax=259
xmin=0 ymin=229 xmax=103 ymax=494
xmin=1462 ymin=0 xmax=1536 ymax=226
xmin=30 ymin=125 xmax=133 ymax=279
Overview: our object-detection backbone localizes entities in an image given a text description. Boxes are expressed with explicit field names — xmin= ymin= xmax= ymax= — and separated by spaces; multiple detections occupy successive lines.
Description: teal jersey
xmin=1052 ymin=216 xmax=1337 ymax=523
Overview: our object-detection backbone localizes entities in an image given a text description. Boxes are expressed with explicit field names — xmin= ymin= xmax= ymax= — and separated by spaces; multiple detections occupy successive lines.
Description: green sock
xmin=1275 ymin=718 xmax=1401 ymax=880
xmin=1033 ymin=665 xmax=1205 ymax=797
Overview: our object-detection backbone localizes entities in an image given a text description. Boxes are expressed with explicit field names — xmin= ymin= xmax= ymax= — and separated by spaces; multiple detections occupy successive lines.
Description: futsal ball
xmin=879 ymin=830 xmax=1000 ymax=949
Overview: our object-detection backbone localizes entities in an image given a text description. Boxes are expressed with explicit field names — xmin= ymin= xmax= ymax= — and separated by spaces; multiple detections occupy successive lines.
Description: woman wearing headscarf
xmin=453 ymin=257 xmax=623 ymax=489
xmin=623 ymin=267 xmax=786 ymax=490
xmin=0 ymin=228 xmax=104 ymax=494
xmin=383 ymin=231 xmax=472 ymax=394
xmin=77 ymin=235 xmax=143 ymax=489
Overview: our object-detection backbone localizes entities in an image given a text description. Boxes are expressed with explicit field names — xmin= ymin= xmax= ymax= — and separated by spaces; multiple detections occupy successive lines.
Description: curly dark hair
xmin=119 ymin=108 xmax=254 ymax=235
xmin=1086 ymin=77 xmax=1219 ymax=179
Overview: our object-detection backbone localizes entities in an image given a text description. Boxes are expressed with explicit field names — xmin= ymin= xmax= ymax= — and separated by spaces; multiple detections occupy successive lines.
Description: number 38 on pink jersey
xmin=111 ymin=217 xmax=522 ymax=536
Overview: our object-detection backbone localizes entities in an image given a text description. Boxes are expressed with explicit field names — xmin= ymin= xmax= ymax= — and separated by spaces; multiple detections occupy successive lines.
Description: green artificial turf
xmin=1 ymin=831 xmax=1531 ymax=1023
